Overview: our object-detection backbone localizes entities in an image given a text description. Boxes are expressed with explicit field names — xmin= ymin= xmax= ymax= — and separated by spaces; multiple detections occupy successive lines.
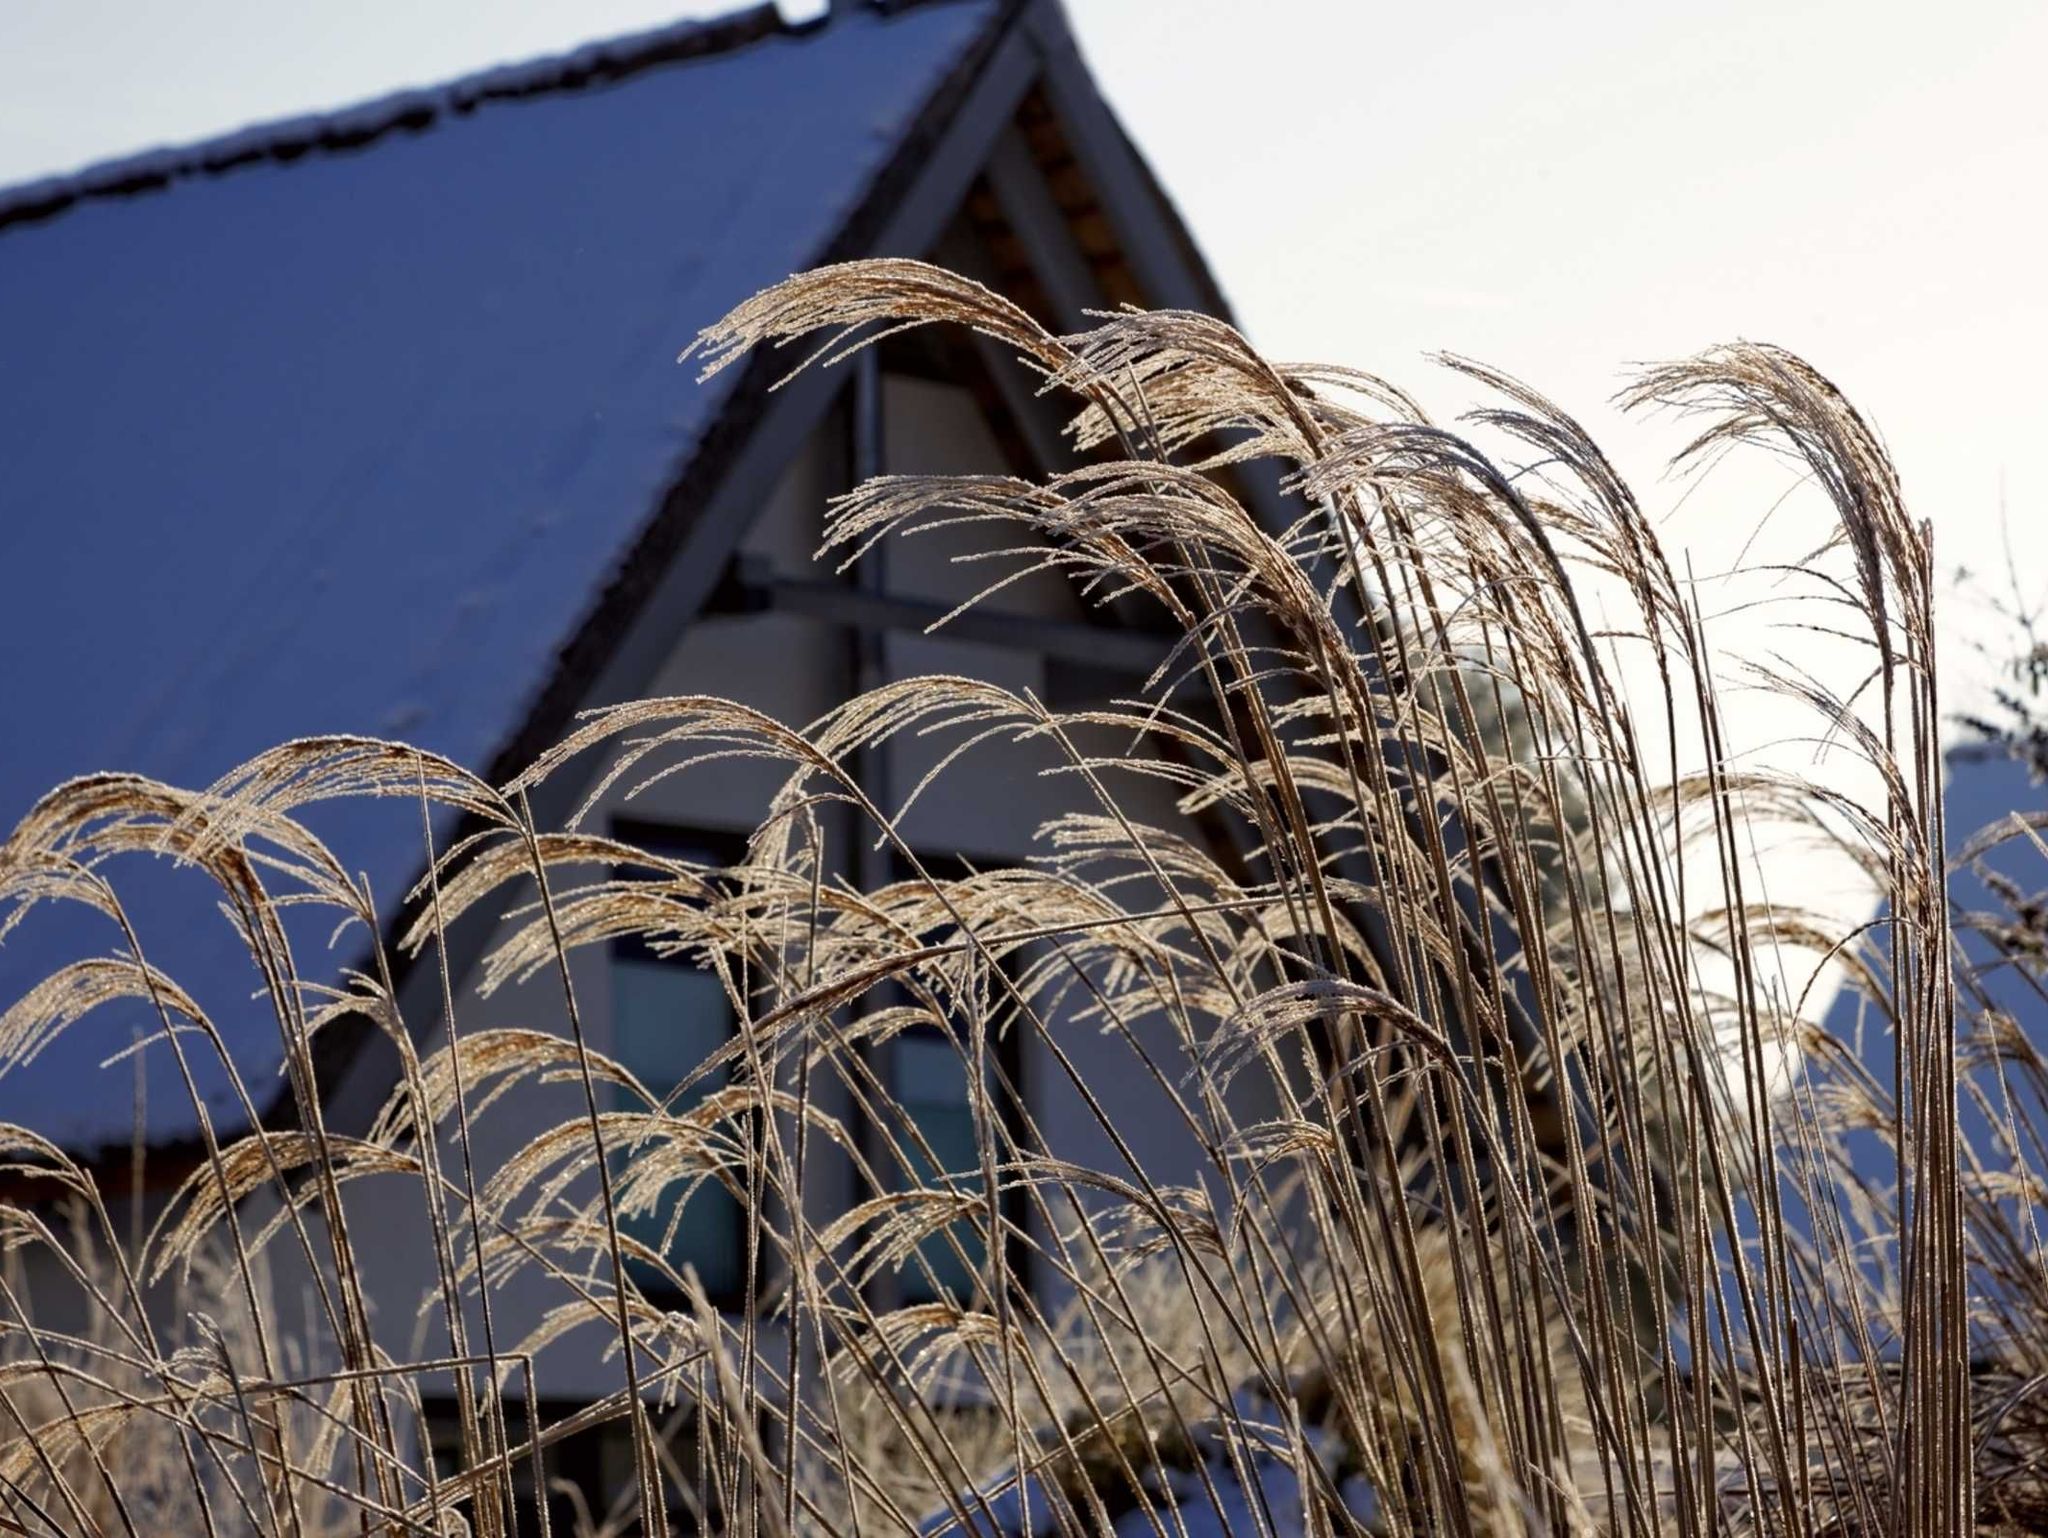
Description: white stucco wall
xmin=239 ymin=371 xmax=1243 ymax=1411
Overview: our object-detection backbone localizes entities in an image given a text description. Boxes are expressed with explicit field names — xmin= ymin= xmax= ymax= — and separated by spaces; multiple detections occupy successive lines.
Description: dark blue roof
xmin=0 ymin=1 xmax=1001 ymax=1151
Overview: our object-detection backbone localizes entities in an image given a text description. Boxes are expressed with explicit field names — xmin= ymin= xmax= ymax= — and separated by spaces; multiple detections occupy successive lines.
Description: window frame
xmin=604 ymin=817 xmax=755 ymax=1315
xmin=867 ymin=846 xmax=1034 ymax=1309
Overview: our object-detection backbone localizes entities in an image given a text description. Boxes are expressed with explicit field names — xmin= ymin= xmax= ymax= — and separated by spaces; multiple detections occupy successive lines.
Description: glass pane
xmin=896 ymin=1032 xmax=985 ymax=1304
xmin=610 ymin=955 xmax=743 ymax=1302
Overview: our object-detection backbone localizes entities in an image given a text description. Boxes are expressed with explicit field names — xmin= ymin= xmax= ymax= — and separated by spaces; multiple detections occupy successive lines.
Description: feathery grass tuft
xmin=0 ymin=260 xmax=2029 ymax=1536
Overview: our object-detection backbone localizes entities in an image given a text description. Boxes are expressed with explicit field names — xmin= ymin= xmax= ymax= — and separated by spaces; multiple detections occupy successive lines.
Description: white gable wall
xmin=311 ymin=368 xmax=1241 ymax=1407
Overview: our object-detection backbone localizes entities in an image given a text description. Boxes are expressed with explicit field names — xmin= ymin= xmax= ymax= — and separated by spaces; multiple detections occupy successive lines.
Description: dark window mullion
xmin=605 ymin=821 xmax=751 ymax=1313
xmin=879 ymin=848 xmax=1032 ymax=1308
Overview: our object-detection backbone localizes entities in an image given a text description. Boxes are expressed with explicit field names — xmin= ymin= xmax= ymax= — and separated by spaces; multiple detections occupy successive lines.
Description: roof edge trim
xmin=0 ymin=4 xmax=799 ymax=232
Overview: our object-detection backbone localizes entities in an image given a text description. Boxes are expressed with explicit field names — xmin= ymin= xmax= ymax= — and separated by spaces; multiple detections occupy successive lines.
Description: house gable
xmin=0 ymin=0 xmax=1260 ymax=1165
xmin=0 ymin=2 xmax=1006 ymax=1152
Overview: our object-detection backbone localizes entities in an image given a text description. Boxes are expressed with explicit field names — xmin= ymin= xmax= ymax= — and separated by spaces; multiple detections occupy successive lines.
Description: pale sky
xmin=5 ymin=0 xmax=2045 ymax=948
